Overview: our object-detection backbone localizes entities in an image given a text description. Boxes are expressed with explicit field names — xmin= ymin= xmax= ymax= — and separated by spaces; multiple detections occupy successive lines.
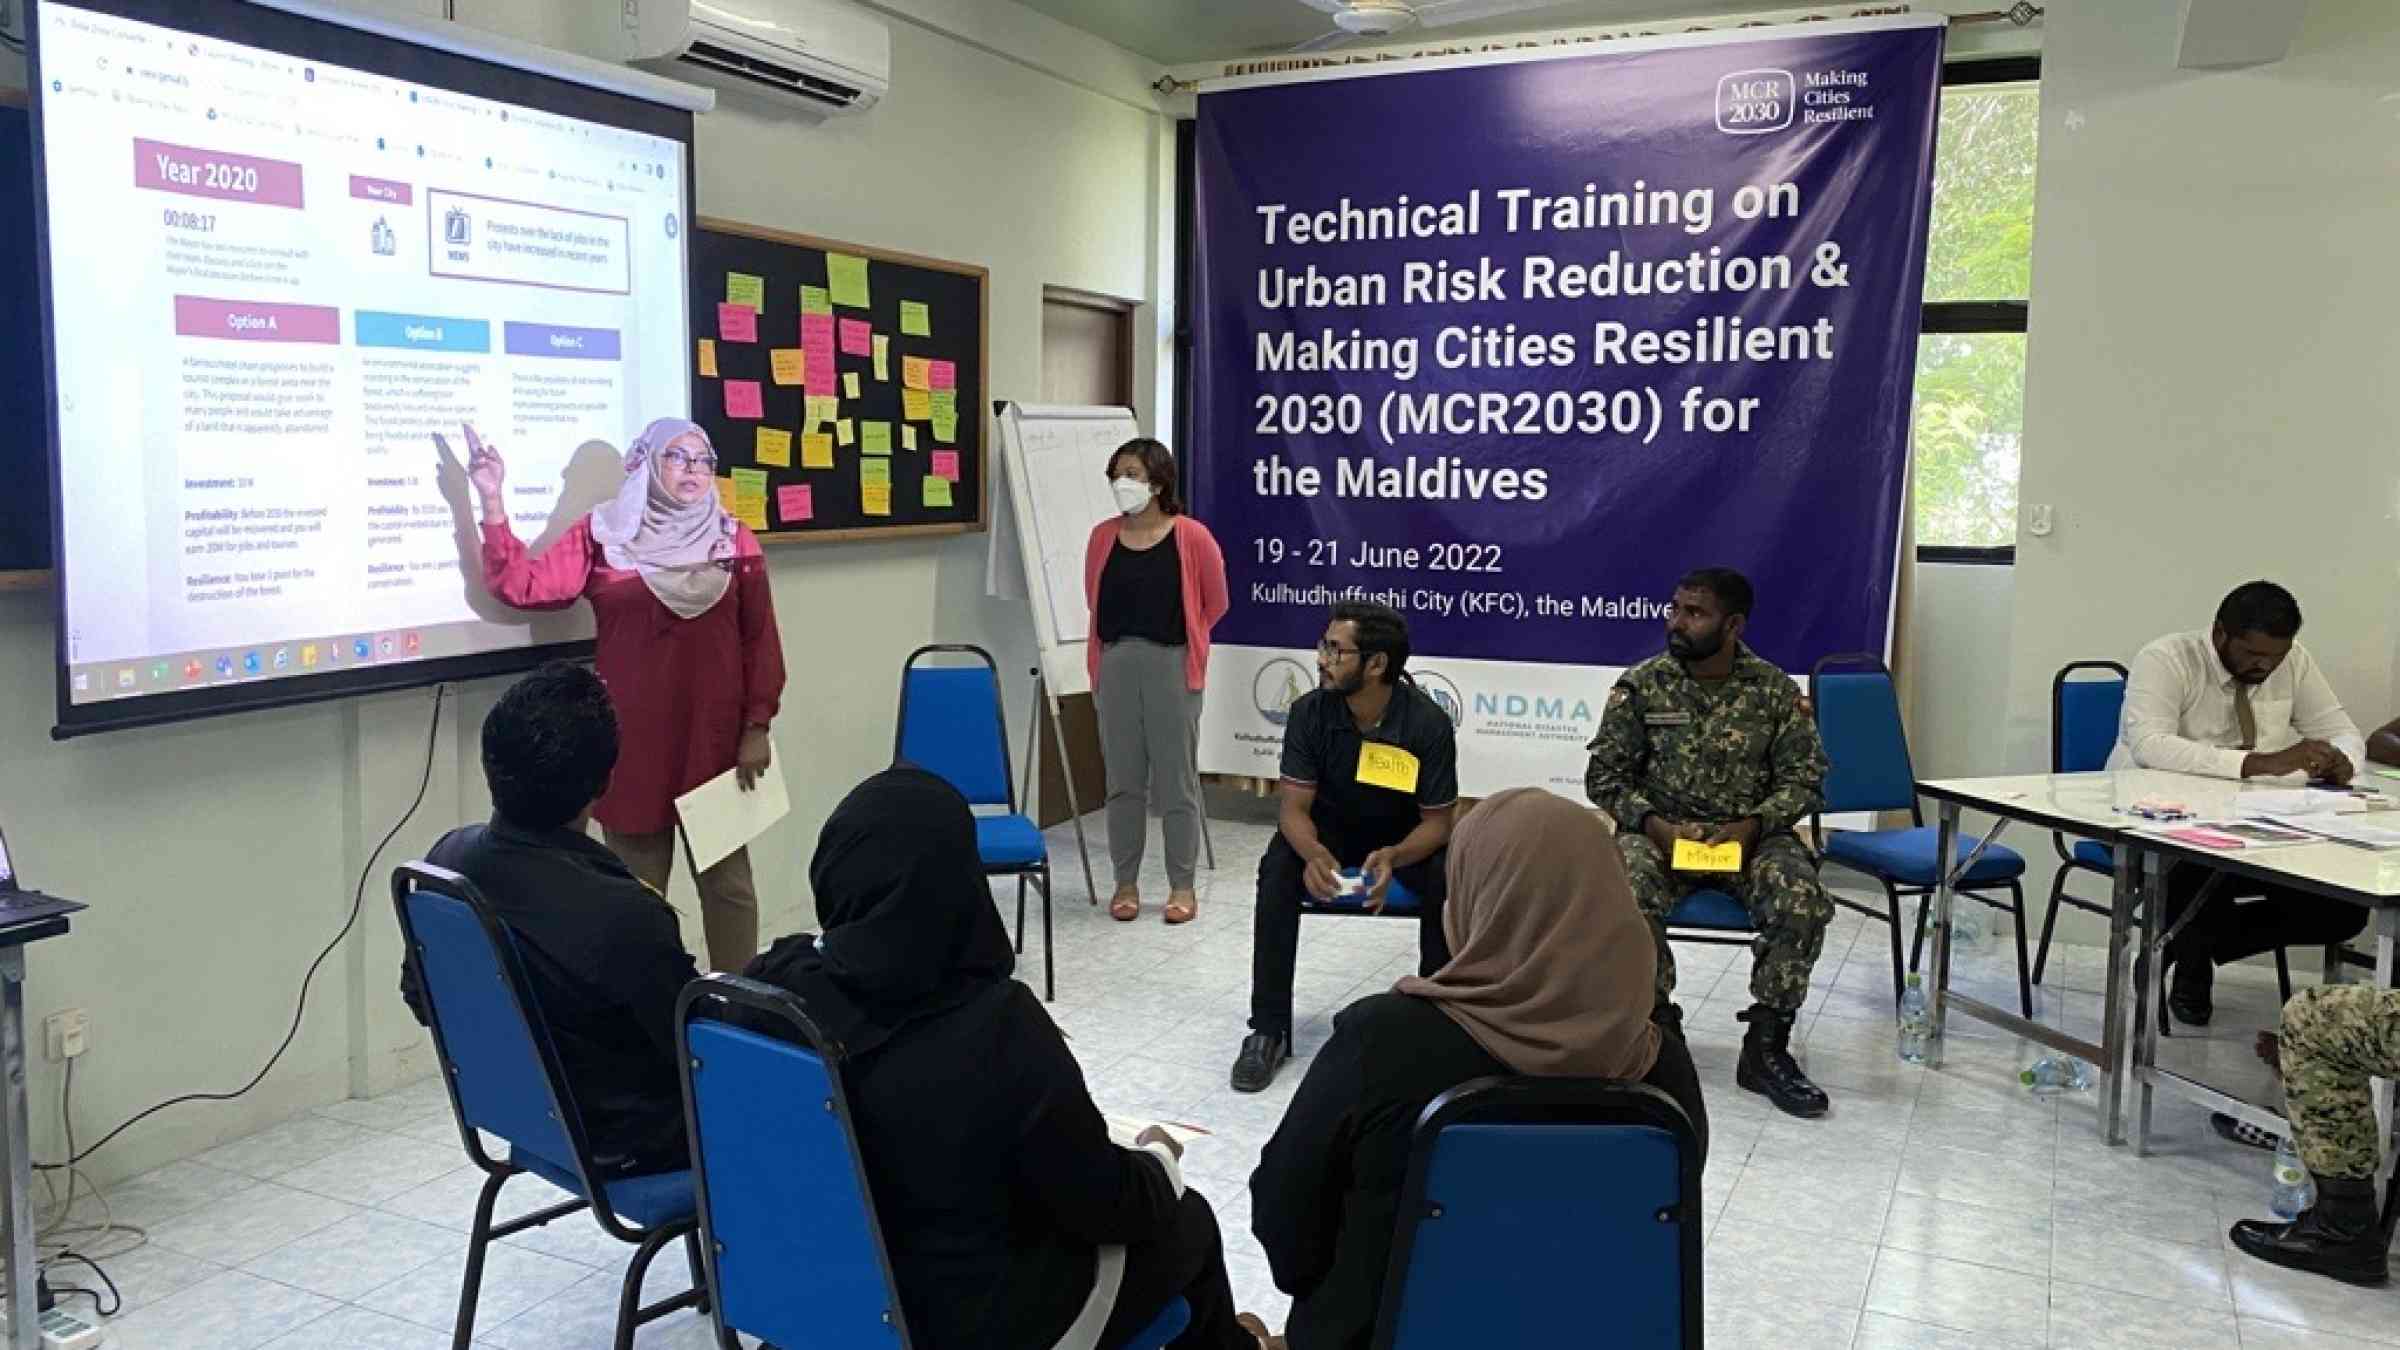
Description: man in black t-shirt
xmin=400 ymin=663 xmax=701 ymax=1176
xmin=1233 ymin=603 xmax=1459 ymax=1093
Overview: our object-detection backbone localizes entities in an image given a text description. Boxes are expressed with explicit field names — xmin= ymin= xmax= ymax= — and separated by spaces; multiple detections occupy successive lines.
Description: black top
xmin=1096 ymin=529 xmax=1186 ymax=647
xmin=400 ymin=820 xmax=699 ymax=1175
xmin=1251 ymin=993 xmax=1709 ymax=1350
xmin=1279 ymin=682 xmax=1460 ymax=849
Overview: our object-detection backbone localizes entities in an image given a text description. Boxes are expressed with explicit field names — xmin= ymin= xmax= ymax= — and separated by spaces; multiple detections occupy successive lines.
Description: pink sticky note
xmin=839 ymin=318 xmax=872 ymax=357
xmin=722 ymin=380 xmax=764 ymax=419
xmin=717 ymin=302 xmax=757 ymax=344
xmin=929 ymin=359 xmax=957 ymax=391
xmin=800 ymin=314 xmax=837 ymax=362
xmin=932 ymin=450 xmax=960 ymax=480
xmin=777 ymin=484 xmax=814 ymax=523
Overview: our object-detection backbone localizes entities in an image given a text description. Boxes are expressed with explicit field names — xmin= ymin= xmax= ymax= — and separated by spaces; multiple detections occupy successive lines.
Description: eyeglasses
xmin=1316 ymin=641 xmax=1360 ymax=661
xmin=659 ymin=448 xmax=716 ymax=473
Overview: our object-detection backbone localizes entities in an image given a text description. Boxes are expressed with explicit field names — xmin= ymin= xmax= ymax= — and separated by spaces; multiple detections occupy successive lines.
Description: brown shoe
xmin=1164 ymin=889 xmax=1198 ymax=925
xmin=1109 ymin=887 xmax=1140 ymax=922
xmin=1235 ymin=1312 xmax=1285 ymax=1349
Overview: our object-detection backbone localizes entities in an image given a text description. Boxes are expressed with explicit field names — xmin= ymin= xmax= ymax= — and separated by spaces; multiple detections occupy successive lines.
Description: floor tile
xmin=100 ymin=1270 xmax=337 ymax=1350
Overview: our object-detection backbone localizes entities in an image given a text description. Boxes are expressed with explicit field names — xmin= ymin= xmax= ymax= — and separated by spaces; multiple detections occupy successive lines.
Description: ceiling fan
xmin=1288 ymin=0 xmax=1589 ymax=53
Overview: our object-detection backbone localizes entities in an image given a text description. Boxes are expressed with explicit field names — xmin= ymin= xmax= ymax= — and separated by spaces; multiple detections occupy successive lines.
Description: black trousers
xmin=1099 ymin=1187 xmax=1252 ymax=1350
xmin=1251 ymin=830 xmax=1450 ymax=1038
xmin=2164 ymin=861 xmax=2369 ymax=968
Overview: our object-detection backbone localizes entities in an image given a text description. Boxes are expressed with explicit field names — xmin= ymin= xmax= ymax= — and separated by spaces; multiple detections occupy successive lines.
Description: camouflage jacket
xmin=1583 ymin=645 xmax=1829 ymax=839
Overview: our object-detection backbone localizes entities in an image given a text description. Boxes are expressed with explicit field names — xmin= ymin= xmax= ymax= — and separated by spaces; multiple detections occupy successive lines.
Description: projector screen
xmin=31 ymin=0 xmax=697 ymax=736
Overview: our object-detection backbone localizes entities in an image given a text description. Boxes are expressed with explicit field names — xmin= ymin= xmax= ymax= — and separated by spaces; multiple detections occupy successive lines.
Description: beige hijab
xmin=1396 ymin=788 xmax=1662 ymax=1081
xmin=589 ymin=418 xmax=737 ymax=620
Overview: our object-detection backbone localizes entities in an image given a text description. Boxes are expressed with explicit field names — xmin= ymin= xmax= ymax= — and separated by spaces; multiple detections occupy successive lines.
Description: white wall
xmin=0 ymin=1 xmax=1165 ymax=1184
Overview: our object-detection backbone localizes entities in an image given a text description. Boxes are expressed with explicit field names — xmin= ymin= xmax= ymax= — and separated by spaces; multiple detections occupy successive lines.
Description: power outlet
xmin=42 ymin=1009 xmax=88 ymax=1062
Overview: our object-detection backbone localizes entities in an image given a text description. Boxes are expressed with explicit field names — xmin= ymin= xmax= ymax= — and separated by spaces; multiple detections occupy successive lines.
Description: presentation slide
xmin=33 ymin=1 xmax=691 ymax=728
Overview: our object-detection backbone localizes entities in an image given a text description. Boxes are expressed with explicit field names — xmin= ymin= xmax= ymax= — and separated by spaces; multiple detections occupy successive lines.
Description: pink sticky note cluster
xmin=931 ymin=450 xmax=960 ymax=480
xmin=778 ymin=483 xmax=814 ymax=523
xmin=716 ymin=302 xmax=757 ymax=344
xmin=722 ymin=379 xmax=764 ymax=419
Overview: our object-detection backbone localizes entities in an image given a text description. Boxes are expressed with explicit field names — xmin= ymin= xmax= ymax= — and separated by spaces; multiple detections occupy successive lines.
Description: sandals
xmin=1109 ymin=888 xmax=1140 ymax=922
xmin=1164 ymin=890 xmax=1198 ymax=925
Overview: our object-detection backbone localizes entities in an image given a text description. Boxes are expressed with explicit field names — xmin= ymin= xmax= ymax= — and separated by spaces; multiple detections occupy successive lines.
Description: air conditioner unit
xmin=611 ymin=0 xmax=889 ymax=115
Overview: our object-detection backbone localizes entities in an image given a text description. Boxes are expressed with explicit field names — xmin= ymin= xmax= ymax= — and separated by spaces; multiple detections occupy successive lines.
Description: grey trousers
xmin=602 ymin=826 xmax=759 ymax=974
xmin=1095 ymin=638 xmax=1204 ymax=890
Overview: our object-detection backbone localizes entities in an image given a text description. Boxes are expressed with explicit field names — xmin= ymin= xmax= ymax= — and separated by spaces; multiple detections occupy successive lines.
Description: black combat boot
xmin=1736 ymin=1004 xmax=1829 ymax=1118
xmin=2230 ymin=1176 xmax=2389 ymax=1287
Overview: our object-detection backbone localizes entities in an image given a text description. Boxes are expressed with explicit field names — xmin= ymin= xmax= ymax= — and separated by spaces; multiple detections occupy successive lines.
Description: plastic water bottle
xmin=1949 ymin=904 xmax=1985 ymax=949
xmin=1896 ymin=973 xmax=1933 ymax=1064
xmin=2272 ymin=1135 xmax=2317 ymax=1221
xmin=2019 ymin=1054 xmax=2095 ymax=1094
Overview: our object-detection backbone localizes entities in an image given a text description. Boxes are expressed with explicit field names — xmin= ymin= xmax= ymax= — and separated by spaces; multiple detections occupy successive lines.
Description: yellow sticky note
xmin=799 ymin=285 xmax=832 ymax=316
xmin=827 ymin=253 xmax=871 ymax=309
xmin=903 ymin=388 xmax=932 ymax=421
xmin=902 ymin=355 xmax=931 ymax=390
xmin=843 ymin=371 xmax=861 ymax=400
xmin=902 ymin=424 xmax=918 ymax=453
xmin=836 ymin=418 xmax=856 ymax=448
xmin=806 ymin=394 xmax=839 ymax=431
xmin=755 ymin=427 xmax=793 ymax=467
xmin=801 ymin=432 xmax=835 ymax=468
xmin=714 ymin=478 xmax=736 ymax=512
xmin=1671 ymin=839 xmax=1744 ymax=874
xmin=872 ymin=335 xmax=890 ymax=382
xmin=770 ymin=348 xmax=806 ymax=386
xmin=862 ymin=421 xmax=892 ymax=456
xmin=862 ymin=484 xmax=892 ymax=517
xmin=923 ymin=475 xmax=953 ymax=508
xmin=861 ymin=458 xmax=891 ymax=487
xmin=900 ymin=301 xmax=931 ymax=337
xmin=697 ymin=339 xmax=718 ymax=378
xmin=932 ymin=411 xmax=958 ymax=444
xmin=1355 ymin=743 xmax=1421 ymax=794
xmin=730 ymin=467 xmax=769 ymax=530
xmin=726 ymin=272 xmax=765 ymax=312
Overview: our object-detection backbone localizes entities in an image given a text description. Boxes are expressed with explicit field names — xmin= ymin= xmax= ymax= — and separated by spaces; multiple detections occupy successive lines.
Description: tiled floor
xmin=70 ymin=802 xmax=2400 ymax=1347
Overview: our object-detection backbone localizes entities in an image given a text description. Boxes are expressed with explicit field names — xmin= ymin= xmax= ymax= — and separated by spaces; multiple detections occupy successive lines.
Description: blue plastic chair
xmin=392 ymin=863 xmax=704 ymax=1350
xmin=1372 ymin=1077 xmax=1702 ymax=1350
xmin=896 ymin=644 xmax=1054 ymax=1001
xmin=2032 ymin=661 xmax=2127 ymax=986
xmin=1662 ymin=886 xmax=1753 ymax=946
xmin=676 ymin=975 xmax=1192 ymax=1350
xmin=1809 ymin=654 xmax=2034 ymax=1015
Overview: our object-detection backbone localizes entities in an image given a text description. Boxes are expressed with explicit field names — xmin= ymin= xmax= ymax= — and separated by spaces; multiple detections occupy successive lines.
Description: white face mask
xmin=1112 ymin=476 xmax=1157 ymax=516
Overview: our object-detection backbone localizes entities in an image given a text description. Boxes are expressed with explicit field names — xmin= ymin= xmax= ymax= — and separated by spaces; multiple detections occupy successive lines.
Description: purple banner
xmin=1191 ymin=19 xmax=1944 ymax=673
xmin=503 ymin=322 xmax=622 ymax=361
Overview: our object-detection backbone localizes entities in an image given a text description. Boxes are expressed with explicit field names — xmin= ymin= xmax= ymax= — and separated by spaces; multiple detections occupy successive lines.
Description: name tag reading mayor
xmin=1356 ymin=742 xmax=1421 ymax=794
xmin=1672 ymin=838 xmax=1743 ymax=873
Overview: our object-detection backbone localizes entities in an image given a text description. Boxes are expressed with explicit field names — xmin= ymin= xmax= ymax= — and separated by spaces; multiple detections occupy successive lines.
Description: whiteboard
xmin=993 ymin=403 xmax=1141 ymax=698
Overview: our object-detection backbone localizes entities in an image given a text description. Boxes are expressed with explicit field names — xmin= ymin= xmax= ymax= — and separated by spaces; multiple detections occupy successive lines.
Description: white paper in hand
xmin=674 ymin=743 xmax=790 ymax=872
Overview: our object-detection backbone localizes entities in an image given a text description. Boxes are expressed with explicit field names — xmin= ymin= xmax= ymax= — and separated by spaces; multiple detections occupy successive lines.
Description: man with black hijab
xmin=747 ymin=766 xmax=1261 ymax=1350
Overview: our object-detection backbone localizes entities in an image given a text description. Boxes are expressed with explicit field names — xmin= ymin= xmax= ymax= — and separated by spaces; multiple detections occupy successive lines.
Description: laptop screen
xmin=0 ymin=829 xmax=14 ymax=891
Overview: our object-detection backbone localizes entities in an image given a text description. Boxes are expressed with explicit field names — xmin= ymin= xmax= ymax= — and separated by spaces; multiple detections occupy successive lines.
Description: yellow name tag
xmin=1356 ymin=743 xmax=1421 ymax=794
xmin=1671 ymin=839 xmax=1743 ymax=873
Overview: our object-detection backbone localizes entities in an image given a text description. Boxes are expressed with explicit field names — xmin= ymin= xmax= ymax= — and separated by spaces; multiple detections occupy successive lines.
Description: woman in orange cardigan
xmin=1083 ymin=439 xmax=1229 ymax=925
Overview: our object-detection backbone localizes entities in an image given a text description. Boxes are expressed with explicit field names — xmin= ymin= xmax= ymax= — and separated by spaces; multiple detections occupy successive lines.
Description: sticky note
xmin=903 ymin=388 xmax=933 ymax=421
xmin=930 ymin=389 xmax=959 ymax=419
xmin=730 ymin=467 xmax=769 ymax=530
xmin=801 ymin=432 xmax=835 ymax=468
xmin=923 ymin=475 xmax=953 ymax=508
xmin=806 ymin=394 xmax=840 ymax=430
xmin=778 ymin=483 xmax=814 ymax=524
xmin=1355 ymin=743 xmax=1421 ymax=793
xmin=726 ymin=272 xmax=765 ymax=311
xmin=929 ymin=359 xmax=957 ymax=391
xmin=800 ymin=285 xmax=832 ymax=316
xmin=755 ymin=426 xmax=793 ymax=467
xmin=932 ymin=450 xmax=960 ymax=480
xmin=839 ymin=318 xmax=872 ymax=357
xmin=801 ymin=314 xmax=837 ymax=357
xmin=902 ymin=356 xmax=932 ymax=390
xmin=836 ymin=418 xmax=856 ymax=448
xmin=862 ymin=484 xmax=892 ymax=516
xmin=1671 ymin=839 xmax=1743 ymax=873
xmin=827 ymin=253 xmax=871 ymax=309
xmin=900 ymin=301 xmax=931 ymax=337
xmin=862 ymin=421 xmax=891 ymax=456
xmin=861 ymin=458 xmax=891 ymax=487
xmin=697 ymin=338 xmax=718 ymax=377
xmin=723 ymin=380 xmax=764 ymax=419
xmin=717 ymin=302 xmax=757 ymax=344
xmin=902 ymin=425 xmax=919 ymax=453
xmin=872 ymin=335 xmax=890 ymax=381
xmin=932 ymin=411 xmax=958 ymax=444
xmin=769 ymin=349 xmax=806 ymax=386
xmin=843 ymin=371 xmax=862 ymax=400
xmin=715 ymin=478 xmax=736 ymax=512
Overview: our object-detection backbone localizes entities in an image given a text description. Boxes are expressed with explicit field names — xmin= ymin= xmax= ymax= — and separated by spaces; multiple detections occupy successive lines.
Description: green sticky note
xmin=862 ymin=420 xmax=892 ymax=456
xmin=861 ymin=458 xmax=891 ymax=487
xmin=800 ymin=285 xmax=833 ymax=316
xmin=923 ymin=475 xmax=953 ymax=508
xmin=726 ymin=272 xmax=765 ymax=312
xmin=900 ymin=301 xmax=931 ymax=337
xmin=932 ymin=411 xmax=958 ymax=444
xmin=929 ymin=388 xmax=959 ymax=419
xmin=827 ymin=253 xmax=871 ymax=309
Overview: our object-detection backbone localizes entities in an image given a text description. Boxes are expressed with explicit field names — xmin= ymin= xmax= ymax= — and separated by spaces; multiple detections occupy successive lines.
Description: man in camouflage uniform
xmin=1586 ymin=567 xmax=1835 ymax=1118
xmin=2229 ymin=983 xmax=2400 ymax=1286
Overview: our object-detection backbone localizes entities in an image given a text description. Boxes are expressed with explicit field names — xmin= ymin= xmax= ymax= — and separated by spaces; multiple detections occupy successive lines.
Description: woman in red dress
xmin=465 ymin=417 xmax=785 ymax=971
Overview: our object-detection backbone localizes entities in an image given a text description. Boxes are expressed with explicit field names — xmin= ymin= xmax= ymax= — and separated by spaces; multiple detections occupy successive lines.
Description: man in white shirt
xmin=2112 ymin=581 xmax=2370 ymax=1025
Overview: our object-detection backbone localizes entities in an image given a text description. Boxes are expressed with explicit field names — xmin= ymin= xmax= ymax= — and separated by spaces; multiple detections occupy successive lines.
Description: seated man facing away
xmin=2229 ymin=982 xmax=2400 ymax=1287
xmin=2111 ymin=580 xmax=2368 ymax=1026
xmin=399 ymin=661 xmax=700 ymax=1177
xmin=1584 ymin=566 xmax=1834 ymax=1118
xmin=748 ymin=767 xmax=1265 ymax=1350
xmin=1249 ymin=788 xmax=1707 ymax=1350
xmin=1234 ymin=602 xmax=1458 ymax=1094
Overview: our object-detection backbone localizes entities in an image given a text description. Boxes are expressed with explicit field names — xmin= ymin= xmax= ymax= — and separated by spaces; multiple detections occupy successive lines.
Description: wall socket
xmin=42 ymin=1010 xmax=88 ymax=1062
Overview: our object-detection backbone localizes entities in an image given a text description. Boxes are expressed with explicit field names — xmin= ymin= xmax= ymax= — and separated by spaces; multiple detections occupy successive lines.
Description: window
xmin=1914 ymin=59 xmax=2039 ymax=561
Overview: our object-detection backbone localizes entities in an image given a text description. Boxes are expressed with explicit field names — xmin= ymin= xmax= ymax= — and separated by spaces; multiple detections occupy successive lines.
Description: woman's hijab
xmin=588 ymin=417 xmax=737 ymax=619
xmin=1396 ymin=787 xmax=1661 ymax=1081
xmin=747 ymin=766 xmax=1016 ymax=1058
